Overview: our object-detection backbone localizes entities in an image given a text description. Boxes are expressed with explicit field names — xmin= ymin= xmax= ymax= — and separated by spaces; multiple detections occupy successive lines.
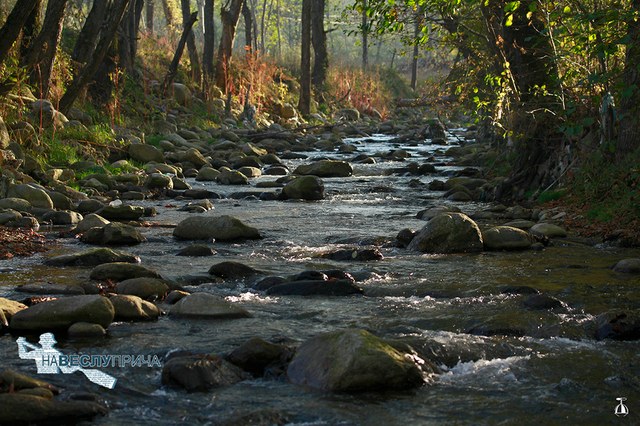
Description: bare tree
xmin=298 ymin=0 xmax=311 ymax=115
xmin=361 ymin=0 xmax=368 ymax=71
xmin=163 ymin=11 xmax=198 ymax=93
xmin=19 ymin=0 xmax=42 ymax=58
xmin=72 ymin=0 xmax=109 ymax=66
xmin=146 ymin=0 xmax=154 ymax=33
xmin=203 ymin=0 xmax=215 ymax=79
xmin=0 ymin=0 xmax=38 ymax=66
xmin=181 ymin=0 xmax=201 ymax=83
xmin=59 ymin=0 xmax=131 ymax=114
xmin=311 ymin=0 xmax=327 ymax=96
xmin=215 ymin=0 xmax=245 ymax=90
xmin=242 ymin=0 xmax=253 ymax=52
xmin=118 ymin=0 xmax=144 ymax=72
xmin=21 ymin=0 xmax=68 ymax=98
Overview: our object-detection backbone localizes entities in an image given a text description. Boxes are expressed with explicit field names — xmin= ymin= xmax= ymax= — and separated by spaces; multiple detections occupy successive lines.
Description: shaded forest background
xmin=0 ymin=0 xmax=638 ymax=231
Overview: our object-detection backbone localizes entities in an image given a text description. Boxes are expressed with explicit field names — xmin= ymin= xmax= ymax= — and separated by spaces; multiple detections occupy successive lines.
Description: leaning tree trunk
xmin=298 ymin=0 xmax=311 ymax=116
xmin=616 ymin=0 xmax=640 ymax=161
xmin=21 ymin=0 xmax=68 ymax=99
xmin=215 ymin=0 xmax=244 ymax=90
xmin=181 ymin=0 xmax=201 ymax=83
xmin=410 ymin=13 xmax=420 ymax=91
xmin=0 ymin=0 xmax=38 ymax=66
xmin=59 ymin=0 xmax=131 ymax=114
xmin=72 ymin=0 xmax=108 ymax=66
xmin=19 ymin=0 xmax=42 ymax=58
xmin=311 ymin=0 xmax=327 ymax=97
xmin=163 ymin=11 xmax=198 ymax=93
xmin=203 ymin=0 xmax=215 ymax=79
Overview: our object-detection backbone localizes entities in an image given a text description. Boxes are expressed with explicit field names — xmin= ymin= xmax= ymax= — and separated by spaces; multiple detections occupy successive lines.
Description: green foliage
xmin=537 ymin=189 xmax=567 ymax=203
xmin=570 ymin=147 xmax=640 ymax=223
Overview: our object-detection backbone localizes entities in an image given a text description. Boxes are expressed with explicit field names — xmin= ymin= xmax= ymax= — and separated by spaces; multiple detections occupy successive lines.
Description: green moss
xmin=537 ymin=189 xmax=567 ymax=203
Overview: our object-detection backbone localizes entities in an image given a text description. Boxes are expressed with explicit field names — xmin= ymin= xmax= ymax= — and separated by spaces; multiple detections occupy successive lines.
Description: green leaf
xmin=505 ymin=14 xmax=514 ymax=27
xmin=563 ymin=5 xmax=571 ymax=13
xmin=505 ymin=1 xmax=520 ymax=13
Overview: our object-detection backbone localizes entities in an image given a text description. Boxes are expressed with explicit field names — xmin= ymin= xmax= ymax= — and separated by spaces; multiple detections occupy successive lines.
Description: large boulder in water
xmin=173 ymin=215 xmax=261 ymax=241
xmin=89 ymin=262 xmax=162 ymax=282
xmin=0 ymin=393 xmax=107 ymax=424
xmin=161 ymin=354 xmax=249 ymax=392
xmin=613 ymin=258 xmax=640 ymax=274
xmin=44 ymin=248 xmax=140 ymax=266
xmin=9 ymin=295 xmax=115 ymax=331
xmin=109 ymin=294 xmax=160 ymax=321
xmin=80 ymin=222 xmax=146 ymax=246
xmin=115 ymin=277 xmax=170 ymax=299
xmin=482 ymin=226 xmax=533 ymax=251
xmin=282 ymin=176 xmax=325 ymax=200
xmin=407 ymin=212 xmax=483 ymax=253
xmin=287 ymin=329 xmax=424 ymax=392
xmin=7 ymin=184 xmax=53 ymax=209
xmin=530 ymin=223 xmax=567 ymax=238
xmin=0 ymin=297 xmax=27 ymax=326
xmin=293 ymin=160 xmax=353 ymax=178
xmin=169 ymin=292 xmax=251 ymax=319
xmin=128 ymin=143 xmax=164 ymax=163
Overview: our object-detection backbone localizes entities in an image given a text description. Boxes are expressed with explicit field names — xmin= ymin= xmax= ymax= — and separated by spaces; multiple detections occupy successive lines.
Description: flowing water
xmin=1 ymin=131 xmax=639 ymax=425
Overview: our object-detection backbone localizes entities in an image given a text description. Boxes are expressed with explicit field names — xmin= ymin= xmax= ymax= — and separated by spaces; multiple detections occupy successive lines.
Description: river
xmin=1 ymin=130 xmax=638 ymax=425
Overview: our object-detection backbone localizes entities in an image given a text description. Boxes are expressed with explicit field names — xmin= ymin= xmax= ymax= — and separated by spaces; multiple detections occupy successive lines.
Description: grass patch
xmin=537 ymin=189 xmax=567 ymax=203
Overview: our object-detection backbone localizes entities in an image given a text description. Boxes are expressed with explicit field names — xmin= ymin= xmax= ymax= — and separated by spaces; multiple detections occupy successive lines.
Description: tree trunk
xmin=410 ymin=14 xmax=420 ymax=90
xmin=214 ymin=0 xmax=244 ymax=90
xmin=59 ymin=0 xmax=131 ymax=114
xmin=161 ymin=0 xmax=174 ymax=26
xmin=275 ymin=0 xmax=281 ymax=59
xmin=0 ymin=0 xmax=37 ymax=66
xmin=19 ymin=0 xmax=42 ymax=58
xmin=72 ymin=0 xmax=108 ymax=66
xmin=616 ymin=0 xmax=640 ymax=161
xmin=146 ymin=0 xmax=154 ymax=33
xmin=203 ymin=0 xmax=214 ymax=78
xmin=361 ymin=0 xmax=368 ymax=72
xmin=298 ymin=0 xmax=311 ymax=116
xmin=482 ymin=0 xmax=564 ymax=198
xmin=118 ymin=0 xmax=143 ymax=72
xmin=181 ymin=0 xmax=201 ymax=83
xmin=311 ymin=0 xmax=327 ymax=96
xmin=259 ymin=0 xmax=269 ymax=52
xmin=21 ymin=0 xmax=68 ymax=99
xmin=242 ymin=1 xmax=253 ymax=52
xmin=163 ymin=11 xmax=198 ymax=93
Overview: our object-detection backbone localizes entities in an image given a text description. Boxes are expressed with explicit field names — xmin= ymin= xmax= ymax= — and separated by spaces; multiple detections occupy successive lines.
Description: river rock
xmin=334 ymin=108 xmax=360 ymax=122
xmin=293 ymin=160 xmax=353 ymax=178
xmin=196 ymin=166 xmax=220 ymax=181
xmin=80 ymin=222 xmax=146 ymax=246
xmin=145 ymin=173 xmax=173 ymax=190
xmin=10 ymin=295 xmax=115 ymax=331
xmin=16 ymin=283 xmax=84 ymax=295
xmin=97 ymin=205 xmax=145 ymax=221
xmin=287 ymin=329 xmax=424 ymax=392
xmin=0 ymin=197 xmax=31 ymax=212
xmin=530 ymin=223 xmax=567 ymax=238
xmin=177 ymin=244 xmax=217 ymax=256
xmin=482 ymin=226 xmax=533 ymax=251
xmin=0 ymin=369 xmax=59 ymax=393
xmin=128 ymin=143 xmax=164 ymax=163
xmin=523 ymin=294 xmax=564 ymax=310
xmin=227 ymin=337 xmax=292 ymax=377
xmin=612 ymin=258 xmax=640 ymax=274
xmin=173 ymin=215 xmax=261 ymax=241
xmin=165 ymin=290 xmax=190 ymax=304
xmin=67 ymin=322 xmax=107 ymax=338
xmin=0 ymin=393 xmax=107 ymax=424
xmin=595 ymin=313 xmax=640 ymax=341
xmin=322 ymin=248 xmax=383 ymax=261
xmin=7 ymin=184 xmax=54 ymax=209
xmin=110 ymin=294 xmax=160 ymax=321
xmin=182 ymin=148 xmax=209 ymax=168
xmin=41 ymin=210 xmax=83 ymax=226
xmin=208 ymin=261 xmax=262 ymax=279
xmin=169 ymin=292 xmax=251 ymax=319
xmin=115 ymin=278 xmax=170 ymax=300
xmin=89 ymin=262 xmax=162 ymax=282
xmin=266 ymin=279 xmax=363 ymax=296
xmin=282 ymin=176 xmax=324 ymax=201
xmin=408 ymin=212 xmax=483 ymax=253
xmin=74 ymin=213 xmax=110 ymax=233
xmin=416 ymin=205 xmax=461 ymax=221
xmin=0 ymin=297 xmax=27 ymax=326
xmin=161 ymin=354 xmax=249 ymax=392
xmin=252 ymin=276 xmax=287 ymax=291
xmin=217 ymin=169 xmax=249 ymax=185
xmin=45 ymin=248 xmax=140 ymax=267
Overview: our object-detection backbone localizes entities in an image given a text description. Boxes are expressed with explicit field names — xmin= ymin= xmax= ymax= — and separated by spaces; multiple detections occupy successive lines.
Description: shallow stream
xmin=1 ymin=131 xmax=639 ymax=425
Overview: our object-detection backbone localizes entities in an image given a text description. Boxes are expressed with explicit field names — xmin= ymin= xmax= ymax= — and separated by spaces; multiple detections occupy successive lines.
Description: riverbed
xmin=1 ymin=130 xmax=638 ymax=425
